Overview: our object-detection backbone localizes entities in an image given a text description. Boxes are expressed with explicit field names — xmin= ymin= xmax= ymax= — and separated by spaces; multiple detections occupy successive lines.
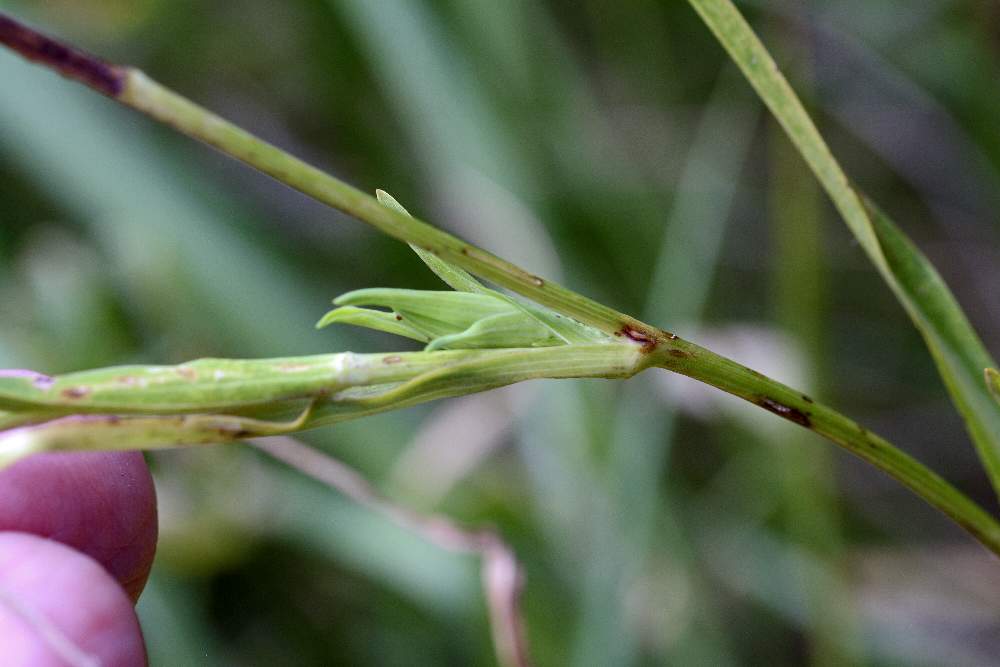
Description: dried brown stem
xmin=0 ymin=15 xmax=124 ymax=96
xmin=251 ymin=437 xmax=530 ymax=667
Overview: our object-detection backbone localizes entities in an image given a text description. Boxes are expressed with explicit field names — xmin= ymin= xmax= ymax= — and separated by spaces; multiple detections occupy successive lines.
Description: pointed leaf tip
xmin=316 ymin=305 xmax=430 ymax=342
xmin=376 ymin=189 xmax=488 ymax=293
xmin=376 ymin=189 xmax=409 ymax=215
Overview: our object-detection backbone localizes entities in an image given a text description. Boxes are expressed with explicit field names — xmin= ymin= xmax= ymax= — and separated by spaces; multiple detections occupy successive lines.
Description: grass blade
xmin=864 ymin=199 xmax=1000 ymax=483
xmin=687 ymin=0 xmax=1000 ymax=498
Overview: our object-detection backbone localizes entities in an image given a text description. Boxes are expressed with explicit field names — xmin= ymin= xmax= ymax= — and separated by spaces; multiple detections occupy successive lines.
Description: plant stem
xmin=652 ymin=340 xmax=1000 ymax=553
xmin=1 ymin=12 xmax=999 ymax=555
xmin=120 ymin=70 xmax=645 ymax=340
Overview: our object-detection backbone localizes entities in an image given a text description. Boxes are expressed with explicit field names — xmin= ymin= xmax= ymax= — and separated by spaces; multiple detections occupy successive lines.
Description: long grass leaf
xmin=688 ymin=0 xmax=1000 ymax=497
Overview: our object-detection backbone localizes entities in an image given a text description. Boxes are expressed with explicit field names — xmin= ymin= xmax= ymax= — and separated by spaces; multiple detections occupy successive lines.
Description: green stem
xmin=652 ymin=340 xmax=1000 ymax=554
xmin=1 ymin=13 xmax=998 ymax=555
xmin=120 ymin=70 xmax=642 ymax=340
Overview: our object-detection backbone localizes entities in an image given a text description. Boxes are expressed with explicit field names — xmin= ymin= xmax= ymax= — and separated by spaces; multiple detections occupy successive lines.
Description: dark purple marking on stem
xmin=756 ymin=397 xmax=812 ymax=428
xmin=0 ymin=13 xmax=125 ymax=97
xmin=615 ymin=325 xmax=660 ymax=353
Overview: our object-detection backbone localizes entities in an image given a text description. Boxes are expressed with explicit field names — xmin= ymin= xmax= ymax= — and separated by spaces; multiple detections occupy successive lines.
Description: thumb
xmin=0 ymin=532 xmax=147 ymax=666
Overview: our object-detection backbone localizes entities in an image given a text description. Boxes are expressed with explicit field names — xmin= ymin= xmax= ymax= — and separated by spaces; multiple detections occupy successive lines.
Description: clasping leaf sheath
xmin=0 ymin=192 xmax=639 ymax=468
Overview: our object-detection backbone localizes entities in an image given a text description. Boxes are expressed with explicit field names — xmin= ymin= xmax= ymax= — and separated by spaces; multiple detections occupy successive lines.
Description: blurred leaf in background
xmin=1 ymin=0 xmax=998 ymax=664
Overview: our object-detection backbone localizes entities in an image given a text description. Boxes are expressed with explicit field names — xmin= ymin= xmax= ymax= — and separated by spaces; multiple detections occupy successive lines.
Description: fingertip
xmin=0 ymin=451 xmax=158 ymax=600
xmin=0 ymin=532 xmax=147 ymax=666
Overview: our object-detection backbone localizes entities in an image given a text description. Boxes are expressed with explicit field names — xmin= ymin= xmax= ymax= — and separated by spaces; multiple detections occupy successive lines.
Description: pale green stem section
xmin=0 ymin=344 xmax=646 ymax=461
xmin=1 ymin=18 xmax=998 ymax=555
xmin=0 ymin=351 xmax=472 ymax=413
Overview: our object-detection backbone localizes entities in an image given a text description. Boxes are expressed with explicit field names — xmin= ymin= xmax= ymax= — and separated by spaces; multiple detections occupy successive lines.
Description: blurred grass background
xmin=1 ymin=0 xmax=999 ymax=664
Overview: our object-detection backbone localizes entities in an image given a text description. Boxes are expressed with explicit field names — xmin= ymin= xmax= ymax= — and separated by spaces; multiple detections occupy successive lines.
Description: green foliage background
xmin=1 ymin=0 xmax=999 ymax=664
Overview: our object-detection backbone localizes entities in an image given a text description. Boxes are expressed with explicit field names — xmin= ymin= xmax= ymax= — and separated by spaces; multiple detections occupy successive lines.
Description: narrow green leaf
xmin=864 ymin=200 xmax=1000 ymax=459
xmin=514 ymin=304 xmax=611 ymax=345
xmin=325 ymin=288 xmax=565 ymax=350
xmin=376 ymin=190 xmax=610 ymax=345
xmin=316 ymin=305 xmax=430 ymax=342
xmin=688 ymin=0 xmax=1000 ymax=498
xmin=376 ymin=190 xmax=489 ymax=294
xmin=423 ymin=312 xmax=562 ymax=351
xmin=333 ymin=288 xmax=511 ymax=340
xmin=0 ymin=353 xmax=465 ymax=413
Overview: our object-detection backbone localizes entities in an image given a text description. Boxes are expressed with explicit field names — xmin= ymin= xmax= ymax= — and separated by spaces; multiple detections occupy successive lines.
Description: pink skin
xmin=0 ymin=452 xmax=157 ymax=665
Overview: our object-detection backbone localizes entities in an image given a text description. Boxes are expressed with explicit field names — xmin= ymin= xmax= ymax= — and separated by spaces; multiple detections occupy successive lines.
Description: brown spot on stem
xmin=802 ymin=394 xmax=814 ymax=404
xmin=176 ymin=367 xmax=197 ymax=380
xmin=0 ymin=14 xmax=126 ymax=97
xmin=382 ymin=355 xmax=403 ymax=365
xmin=756 ymin=397 xmax=811 ymax=428
xmin=667 ymin=349 xmax=690 ymax=359
xmin=116 ymin=376 xmax=138 ymax=386
xmin=617 ymin=325 xmax=658 ymax=353
xmin=530 ymin=276 xmax=544 ymax=287
xmin=395 ymin=314 xmax=403 ymax=321
xmin=61 ymin=386 xmax=91 ymax=400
